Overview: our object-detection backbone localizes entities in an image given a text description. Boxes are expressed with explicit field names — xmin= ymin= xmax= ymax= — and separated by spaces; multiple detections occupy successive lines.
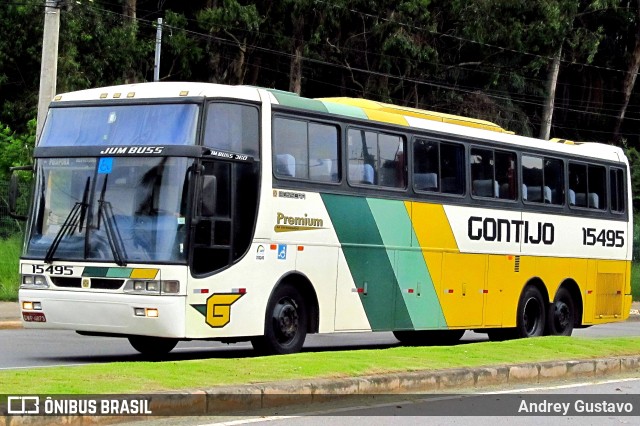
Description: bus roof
xmin=50 ymin=82 xmax=626 ymax=164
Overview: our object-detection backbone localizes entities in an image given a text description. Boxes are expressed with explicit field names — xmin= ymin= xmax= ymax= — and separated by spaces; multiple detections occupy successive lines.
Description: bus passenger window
xmin=471 ymin=148 xmax=497 ymax=197
xmin=522 ymin=155 xmax=564 ymax=205
xmin=587 ymin=165 xmax=606 ymax=210
xmin=413 ymin=139 xmax=439 ymax=191
xmin=495 ymin=151 xmax=517 ymax=200
xmin=348 ymin=129 xmax=377 ymax=185
xmin=413 ymin=139 xmax=464 ymax=195
xmin=273 ymin=118 xmax=307 ymax=179
xmin=440 ymin=143 xmax=465 ymax=195
xmin=610 ymin=168 xmax=625 ymax=213
xmin=544 ymin=158 xmax=564 ymax=205
xmin=471 ymin=148 xmax=516 ymax=200
xmin=569 ymin=163 xmax=605 ymax=209
xmin=273 ymin=117 xmax=339 ymax=182
xmin=348 ymin=129 xmax=405 ymax=188
xmin=378 ymin=133 xmax=405 ymax=188
xmin=308 ymin=123 xmax=339 ymax=183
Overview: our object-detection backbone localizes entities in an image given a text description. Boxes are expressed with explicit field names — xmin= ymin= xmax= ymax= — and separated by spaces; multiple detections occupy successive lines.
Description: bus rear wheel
xmin=546 ymin=287 xmax=575 ymax=336
xmin=393 ymin=329 xmax=465 ymax=346
xmin=251 ymin=284 xmax=308 ymax=355
xmin=515 ymin=286 xmax=546 ymax=338
xmin=128 ymin=336 xmax=178 ymax=356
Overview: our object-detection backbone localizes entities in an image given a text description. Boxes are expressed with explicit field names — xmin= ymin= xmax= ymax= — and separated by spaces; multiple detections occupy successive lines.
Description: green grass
xmin=632 ymin=262 xmax=640 ymax=301
xmin=1 ymin=336 xmax=639 ymax=394
xmin=0 ymin=234 xmax=22 ymax=301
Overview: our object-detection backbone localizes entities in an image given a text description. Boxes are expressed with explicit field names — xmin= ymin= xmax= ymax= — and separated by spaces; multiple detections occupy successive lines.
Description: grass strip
xmin=1 ymin=336 xmax=640 ymax=394
xmin=0 ymin=235 xmax=21 ymax=301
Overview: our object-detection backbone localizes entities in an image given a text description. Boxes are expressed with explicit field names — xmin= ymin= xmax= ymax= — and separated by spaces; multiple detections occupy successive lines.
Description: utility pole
xmin=539 ymin=45 xmax=562 ymax=141
xmin=154 ymin=18 xmax=163 ymax=82
xmin=36 ymin=0 xmax=61 ymax=145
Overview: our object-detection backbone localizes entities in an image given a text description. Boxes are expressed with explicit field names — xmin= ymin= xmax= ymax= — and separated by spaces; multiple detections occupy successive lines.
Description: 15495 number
xmin=582 ymin=228 xmax=624 ymax=247
xmin=30 ymin=264 xmax=74 ymax=275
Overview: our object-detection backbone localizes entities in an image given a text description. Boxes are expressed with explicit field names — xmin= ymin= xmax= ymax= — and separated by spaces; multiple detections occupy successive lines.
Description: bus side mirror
xmin=201 ymin=175 xmax=217 ymax=217
xmin=9 ymin=165 xmax=33 ymax=221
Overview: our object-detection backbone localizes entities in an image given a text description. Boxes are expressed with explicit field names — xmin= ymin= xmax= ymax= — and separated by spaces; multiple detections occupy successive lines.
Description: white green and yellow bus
xmin=14 ymin=82 xmax=632 ymax=355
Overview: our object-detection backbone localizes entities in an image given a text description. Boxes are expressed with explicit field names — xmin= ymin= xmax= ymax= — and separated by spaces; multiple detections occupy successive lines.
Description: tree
xmin=197 ymin=0 xmax=263 ymax=84
xmin=612 ymin=0 xmax=640 ymax=144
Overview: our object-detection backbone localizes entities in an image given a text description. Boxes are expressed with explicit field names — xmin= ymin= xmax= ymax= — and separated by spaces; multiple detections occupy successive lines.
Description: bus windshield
xmin=40 ymin=104 xmax=199 ymax=147
xmin=25 ymin=157 xmax=191 ymax=264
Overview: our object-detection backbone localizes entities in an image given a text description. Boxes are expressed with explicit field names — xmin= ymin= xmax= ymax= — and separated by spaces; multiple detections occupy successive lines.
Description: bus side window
xmin=522 ymin=155 xmax=564 ymax=205
xmin=610 ymin=168 xmax=625 ymax=213
xmin=587 ymin=165 xmax=606 ymax=210
xmin=348 ymin=129 xmax=405 ymax=188
xmin=544 ymin=158 xmax=564 ymax=205
xmin=273 ymin=117 xmax=339 ymax=182
xmin=569 ymin=163 xmax=605 ymax=209
xmin=413 ymin=138 xmax=439 ymax=191
xmin=348 ymin=129 xmax=377 ymax=185
xmin=495 ymin=151 xmax=517 ymax=200
xmin=308 ymin=122 xmax=339 ymax=183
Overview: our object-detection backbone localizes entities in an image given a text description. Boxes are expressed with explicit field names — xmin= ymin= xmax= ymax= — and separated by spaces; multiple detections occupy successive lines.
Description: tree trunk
xmin=289 ymin=12 xmax=304 ymax=95
xmin=613 ymin=1 xmax=640 ymax=145
xmin=122 ymin=0 xmax=138 ymax=83
xmin=539 ymin=45 xmax=562 ymax=140
xmin=123 ymin=0 xmax=136 ymax=25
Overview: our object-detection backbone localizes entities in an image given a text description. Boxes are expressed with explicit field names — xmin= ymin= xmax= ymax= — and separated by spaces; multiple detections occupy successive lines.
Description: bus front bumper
xmin=19 ymin=290 xmax=186 ymax=338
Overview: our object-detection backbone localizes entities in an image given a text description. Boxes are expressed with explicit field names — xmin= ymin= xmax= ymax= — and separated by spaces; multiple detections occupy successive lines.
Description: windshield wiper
xmin=96 ymin=175 xmax=127 ymax=266
xmin=44 ymin=177 xmax=91 ymax=264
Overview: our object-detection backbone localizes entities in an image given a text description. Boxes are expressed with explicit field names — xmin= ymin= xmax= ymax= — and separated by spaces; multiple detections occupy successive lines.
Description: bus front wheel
xmin=546 ymin=287 xmax=575 ymax=336
xmin=515 ymin=286 xmax=546 ymax=338
xmin=128 ymin=336 xmax=178 ymax=356
xmin=252 ymin=284 xmax=308 ymax=355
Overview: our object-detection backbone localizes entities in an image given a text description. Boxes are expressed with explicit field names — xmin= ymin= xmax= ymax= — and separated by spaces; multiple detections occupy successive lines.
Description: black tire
xmin=251 ymin=284 xmax=308 ymax=355
xmin=546 ymin=287 xmax=575 ymax=336
xmin=393 ymin=329 xmax=465 ymax=346
xmin=128 ymin=336 xmax=178 ymax=356
xmin=515 ymin=286 xmax=546 ymax=338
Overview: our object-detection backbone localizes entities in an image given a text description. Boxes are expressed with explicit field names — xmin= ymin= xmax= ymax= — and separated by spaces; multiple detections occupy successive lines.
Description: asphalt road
xmin=118 ymin=373 xmax=640 ymax=426
xmin=1 ymin=321 xmax=639 ymax=370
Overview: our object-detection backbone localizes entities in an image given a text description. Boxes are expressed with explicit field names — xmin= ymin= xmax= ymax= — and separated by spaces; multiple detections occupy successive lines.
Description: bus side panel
xmin=294 ymin=244 xmax=339 ymax=333
xmin=323 ymin=194 xmax=447 ymax=332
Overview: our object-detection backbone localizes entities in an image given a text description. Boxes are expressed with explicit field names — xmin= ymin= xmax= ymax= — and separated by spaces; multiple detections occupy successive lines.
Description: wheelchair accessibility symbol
xmin=277 ymin=244 xmax=287 ymax=260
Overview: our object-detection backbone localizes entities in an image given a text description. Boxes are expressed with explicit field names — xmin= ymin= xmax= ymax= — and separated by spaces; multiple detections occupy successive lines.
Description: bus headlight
xmin=21 ymin=275 xmax=49 ymax=289
xmin=161 ymin=281 xmax=180 ymax=294
xmin=124 ymin=280 xmax=180 ymax=295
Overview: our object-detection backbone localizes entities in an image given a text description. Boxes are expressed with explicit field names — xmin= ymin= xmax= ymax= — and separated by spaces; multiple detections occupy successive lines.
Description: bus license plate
xmin=23 ymin=312 xmax=46 ymax=322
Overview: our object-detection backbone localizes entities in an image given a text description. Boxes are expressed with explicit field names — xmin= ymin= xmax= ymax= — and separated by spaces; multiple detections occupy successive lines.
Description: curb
xmin=3 ymin=355 xmax=640 ymax=425
xmin=0 ymin=320 xmax=22 ymax=330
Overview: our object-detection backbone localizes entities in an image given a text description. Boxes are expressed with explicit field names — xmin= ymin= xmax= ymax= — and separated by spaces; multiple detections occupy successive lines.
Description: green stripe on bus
xmin=269 ymin=90 xmax=329 ymax=113
xmin=321 ymin=194 xmax=412 ymax=331
xmin=367 ymin=199 xmax=446 ymax=330
xmin=321 ymin=102 xmax=368 ymax=119
xmin=106 ymin=268 xmax=134 ymax=278
xmin=82 ymin=267 xmax=109 ymax=277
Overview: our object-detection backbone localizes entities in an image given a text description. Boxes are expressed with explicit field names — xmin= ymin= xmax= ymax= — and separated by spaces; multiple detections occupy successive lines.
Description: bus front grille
xmin=51 ymin=277 xmax=125 ymax=290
